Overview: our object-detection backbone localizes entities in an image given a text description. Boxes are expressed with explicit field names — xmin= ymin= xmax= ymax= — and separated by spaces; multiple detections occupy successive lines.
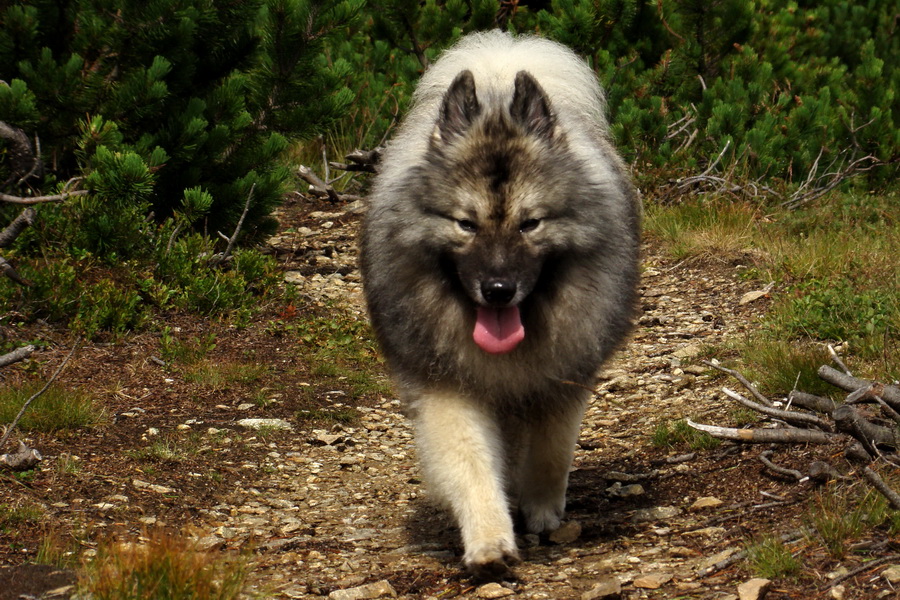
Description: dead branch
xmin=787 ymin=390 xmax=836 ymax=414
xmin=0 ymin=344 xmax=35 ymax=368
xmin=783 ymin=153 xmax=886 ymax=209
xmin=832 ymin=404 xmax=900 ymax=450
xmin=823 ymin=553 xmax=900 ymax=590
xmin=0 ymin=207 xmax=36 ymax=248
xmin=758 ymin=450 xmax=804 ymax=481
xmin=0 ymin=121 xmax=42 ymax=185
xmin=685 ymin=419 xmax=839 ymax=444
xmin=0 ymin=339 xmax=80 ymax=449
xmin=328 ymin=147 xmax=382 ymax=173
xmin=0 ymin=254 xmax=32 ymax=286
xmin=827 ymin=343 xmax=852 ymax=376
xmin=209 ymin=184 xmax=254 ymax=268
xmin=702 ymin=360 xmax=774 ymax=407
xmin=722 ymin=387 xmax=834 ymax=432
xmin=862 ymin=466 xmax=900 ymax=510
xmin=298 ymin=164 xmax=341 ymax=202
xmin=0 ymin=189 xmax=89 ymax=204
xmin=818 ymin=365 xmax=900 ymax=410
xmin=0 ymin=441 xmax=42 ymax=471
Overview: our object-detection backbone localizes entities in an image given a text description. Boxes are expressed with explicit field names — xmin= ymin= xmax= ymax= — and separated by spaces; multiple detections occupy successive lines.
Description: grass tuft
xmin=651 ymin=419 xmax=721 ymax=451
xmin=0 ymin=383 xmax=102 ymax=432
xmin=78 ymin=531 xmax=254 ymax=600
xmin=745 ymin=535 xmax=802 ymax=579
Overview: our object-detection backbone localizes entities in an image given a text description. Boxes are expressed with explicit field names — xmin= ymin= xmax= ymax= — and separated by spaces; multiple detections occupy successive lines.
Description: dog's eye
xmin=457 ymin=219 xmax=478 ymax=233
xmin=519 ymin=218 xmax=541 ymax=233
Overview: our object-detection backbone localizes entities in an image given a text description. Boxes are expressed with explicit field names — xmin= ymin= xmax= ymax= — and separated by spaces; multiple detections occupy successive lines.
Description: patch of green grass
xmin=159 ymin=330 xmax=217 ymax=366
xmin=36 ymin=528 xmax=81 ymax=569
xmin=804 ymin=484 xmax=899 ymax=559
xmin=0 ymin=502 xmax=45 ymax=529
xmin=651 ymin=419 xmax=721 ymax=451
xmin=276 ymin=305 xmax=393 ymax=403
xmin=644 ymin=198 xmax=760 ymax=262
xmin=77 ymin=531 xmax=253 ymax=600
xmin=0 ymin=383 xmax=102 ymax=432
xmin=126 ymin=437 xmax=196 ymax=463
xmin=56 ymin=454 xmax=83 ymax=475
xmin=184 ymin=361 xmax=269 ymax=391
xmin=745 ymin=535 xmax=802 ymax=579
xmin=739 ymin=340 xmax=838 ymax=398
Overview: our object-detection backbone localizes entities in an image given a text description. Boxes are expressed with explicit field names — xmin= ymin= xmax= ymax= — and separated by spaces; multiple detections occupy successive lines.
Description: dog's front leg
xmin=412 ymin=391 xmax=519 ymax=578
xmin=515 ymin=398 xmax=587 ymax=534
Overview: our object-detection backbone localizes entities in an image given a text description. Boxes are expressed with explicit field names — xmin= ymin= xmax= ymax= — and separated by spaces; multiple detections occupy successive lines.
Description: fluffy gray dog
xmin=360 ymin=30 xmax=640 ymax=578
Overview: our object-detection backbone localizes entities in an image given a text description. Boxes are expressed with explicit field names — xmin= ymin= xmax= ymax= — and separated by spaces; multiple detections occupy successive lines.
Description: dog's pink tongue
xmin=473 ymin=306 xmax=525 ymax=354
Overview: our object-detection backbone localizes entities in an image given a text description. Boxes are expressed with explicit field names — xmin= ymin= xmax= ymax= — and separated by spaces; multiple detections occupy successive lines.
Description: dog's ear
xmin=510 ymin=71 xmax=556 ymax=140
xmin=435 ymin=70 xmax=481 ymax=144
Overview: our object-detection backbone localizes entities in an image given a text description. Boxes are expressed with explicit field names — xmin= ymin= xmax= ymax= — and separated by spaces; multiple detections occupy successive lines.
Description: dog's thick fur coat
xmin=360 ymin=31 xmax=640 ymax=577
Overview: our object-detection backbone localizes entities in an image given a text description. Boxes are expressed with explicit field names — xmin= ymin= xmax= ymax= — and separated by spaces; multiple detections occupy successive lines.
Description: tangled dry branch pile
xmin=688 ymin=350 xmax=900 ymax=510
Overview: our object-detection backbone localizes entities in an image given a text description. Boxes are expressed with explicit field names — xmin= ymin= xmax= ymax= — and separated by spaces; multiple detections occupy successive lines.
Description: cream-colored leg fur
xmin=412 ymin=391 xmax=520 ymax=577
xmin=512 ymin=400 xmax=587 ymax=534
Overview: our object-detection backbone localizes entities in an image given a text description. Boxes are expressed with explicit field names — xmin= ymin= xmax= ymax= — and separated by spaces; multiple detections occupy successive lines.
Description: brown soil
xmin=0 ymin=194 xmax=896 ymax=600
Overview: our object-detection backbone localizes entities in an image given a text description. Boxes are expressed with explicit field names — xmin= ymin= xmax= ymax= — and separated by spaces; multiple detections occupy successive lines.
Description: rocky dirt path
xmin=211 ymin=199 xmax=794 ymax=600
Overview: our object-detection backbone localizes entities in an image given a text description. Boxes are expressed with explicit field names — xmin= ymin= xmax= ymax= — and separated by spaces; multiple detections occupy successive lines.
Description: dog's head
xmin=414 ymin=69 xmax=583 ymax=354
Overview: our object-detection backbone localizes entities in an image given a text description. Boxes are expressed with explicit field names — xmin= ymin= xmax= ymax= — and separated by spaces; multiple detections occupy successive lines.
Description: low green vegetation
xmin=651 ymin=419 xmax=720 ymax=451
xmin=805 ymin=483 xmax=900 ymax=560
xmin=78 ymin=531 xmax=254 ymax=600
xmin=745 ymin=535 xmax=802 ymax=580
xmin=645 ymin=192 xmax=900 ymax=392
xmin=272 ymin=306 xmax=392 ymax=403
xmin=0 ymin=382 xmax=102 ymax=432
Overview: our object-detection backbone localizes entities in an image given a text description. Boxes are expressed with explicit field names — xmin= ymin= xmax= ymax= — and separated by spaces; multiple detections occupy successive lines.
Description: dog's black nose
xmin=481 ymin=279 xmax=517 ymax=305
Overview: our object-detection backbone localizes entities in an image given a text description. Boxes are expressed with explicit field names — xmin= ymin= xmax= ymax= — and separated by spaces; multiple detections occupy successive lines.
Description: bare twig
xmin=819 ymin=365 xmax=900 ymax=410
xmin=0 ymin=255 xmax=32 ymax=286
xmin=862 ymin=466 xmax=900 ymax=510
xmin=298 ymin=165 xmax=341 ymax=202
xmin=787 ymin=390 xmax=836 ymax=415
xmin=828 ymin=344 xmax=852 ymax=376
xmin=0 ymin=340 xmax=80 ymax=449
xmin=823 ymin=554 xmax=900 ymax=590
xmin=210 ymin=184 xmax=254 ymax=268
xmin=0 ymin=207 xmax=36 ymax=248
xmin=758 ymin=450 xmax=804 ymax=481
xmin=702 ymin=360 xmax=774 ymax=407
xmin=832 ymin=404 xmax=899 ymax=452
xmin=0 ymin=345 xmax=36 ymax=368
xmin=685 ymin=419 xmax=839 ymax=444
xmin=0 ymin=189 xmax=89 ymax=204
xmin=722 ymin=387 xmax=834 ymax=432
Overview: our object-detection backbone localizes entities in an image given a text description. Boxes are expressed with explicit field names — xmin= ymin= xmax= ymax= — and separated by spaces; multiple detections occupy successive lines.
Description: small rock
xmin=581 ymin=577 xmax=621 ymax=600
xmin=132 ymin=479 xmax=176 ymax=494
xmin=631 ymin=505 xmax=681 ymax=523
xmin=237 ymin=403 xmax=255 ymax=411
xmin=314 ymin=432 xmax=343 ymax=446
xmin=882 ymin=565 xmax=900 ymax=583
xmin=830 ymin=585 xmax=846 ymax=600
xmin=237 ymin=418 xmax=293 ymax=431
xmin=690 ymin=496 xmax=723 ymax=511
xmin=475 ymin=582 xmax=515 ymax=598
xmin=633 ymin=573 xmax=672 ymax=589
xmin=673 ymin=343 xmax=704 ymax=359
xmin=606 ymin=482 xmax=645 ymax=498
xmin=327 ymin=580 xmax=397 ymax=600
xmin=549 ymin=520 xmax=582 ymax=544
xmin=737 ymin=578 xmax=771 ymax=600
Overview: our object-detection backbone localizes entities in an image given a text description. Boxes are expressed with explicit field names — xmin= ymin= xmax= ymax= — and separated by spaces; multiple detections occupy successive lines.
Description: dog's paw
xmin=464 ymin=541 xmax=520 ymax=580
xmin=521 ymin=502 xmax=564 ymax=534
